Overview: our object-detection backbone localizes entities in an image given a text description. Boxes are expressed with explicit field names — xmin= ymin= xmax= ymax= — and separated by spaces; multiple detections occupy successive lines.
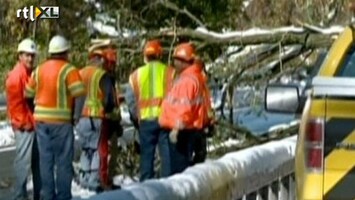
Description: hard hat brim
xmin=17 ymin=49 xmax=37 ymax=54
xmin=48 ymin=46 xmax=70 ymax=54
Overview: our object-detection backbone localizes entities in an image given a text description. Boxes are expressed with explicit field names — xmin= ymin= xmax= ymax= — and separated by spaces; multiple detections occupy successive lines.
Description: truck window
xmin=336 ymin=45 xmax=355 ymax=77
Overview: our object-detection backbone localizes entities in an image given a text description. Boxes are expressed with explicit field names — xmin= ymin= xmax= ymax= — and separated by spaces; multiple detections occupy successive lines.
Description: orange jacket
xmin=5 ymin=62 xmax=34 ymax=131
xmin=195 ymin=60 xmax=214 ymax=125
xmin=159 ymin=64 xmax=209 ymax=130
xmin=25 ymin=59 xmax=85 ymax=123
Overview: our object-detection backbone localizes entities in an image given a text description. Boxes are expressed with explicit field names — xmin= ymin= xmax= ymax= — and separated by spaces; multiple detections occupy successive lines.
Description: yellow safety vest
xmin=129 ymin=61 xmax=175 ymax=120
xmin=80 ymin=66 xmax=106 ymax=117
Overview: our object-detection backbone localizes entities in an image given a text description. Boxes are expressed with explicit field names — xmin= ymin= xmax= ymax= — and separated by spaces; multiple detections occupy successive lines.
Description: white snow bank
xmin=0 ymin=122 xmax=14 ymax=148
xmin=88 ymin=136 xmax=297 ymax=200
xmin=113 ymin=175 xmax=138 ymax=187
xmin=207 ymin=138 xmax=241 ymax=152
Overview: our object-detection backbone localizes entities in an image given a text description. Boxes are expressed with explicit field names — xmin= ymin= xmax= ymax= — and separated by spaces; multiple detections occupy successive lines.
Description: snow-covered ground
xmin=8 ymin=174 xmax=139 ymax=200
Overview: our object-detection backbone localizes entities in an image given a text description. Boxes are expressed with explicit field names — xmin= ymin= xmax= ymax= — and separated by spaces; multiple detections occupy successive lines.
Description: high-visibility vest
xmin=80 ymin=66 xmax=106 ymax=117
xmin=129 ymin=61 xmax=175 ymax=120
xmin=24 ymin=59 xmax=85 ymax=123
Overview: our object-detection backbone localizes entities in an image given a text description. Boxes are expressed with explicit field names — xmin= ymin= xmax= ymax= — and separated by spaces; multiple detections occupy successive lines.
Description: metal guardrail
xmin=235 ymin=161 xmax=295 ymax=200
xmin=0 ymin=97 xmax=298 ymax=200
xmin=88 ymin=135 xmax=297 ymax=200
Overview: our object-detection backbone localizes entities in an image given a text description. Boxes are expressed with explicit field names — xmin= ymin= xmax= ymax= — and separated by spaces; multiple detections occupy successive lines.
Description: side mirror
xmin=265 ymin=85 xmax=300 ymax=114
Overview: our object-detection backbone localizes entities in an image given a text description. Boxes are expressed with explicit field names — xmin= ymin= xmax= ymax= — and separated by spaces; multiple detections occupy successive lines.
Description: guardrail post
xmin=288 ymin=173 xmax=295 ymax=200
xmin=257 ymin=186 xmax=268 ymax=200
xmin=268 ymin=181 xmax=278 ymax=200
xmin=278 ymin=176 xmax=289 ymax=200
xmin=246 ymin=191 xmax=257 ymax=200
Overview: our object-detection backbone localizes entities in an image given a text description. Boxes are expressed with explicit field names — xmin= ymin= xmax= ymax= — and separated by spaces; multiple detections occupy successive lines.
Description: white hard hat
xmin=17 ymin=38 xmax=37 ymax=54
xmin=88 ymin=39 xmax=114 ymax=53
xmin=48 ymin=35 xmax=70 ymax=54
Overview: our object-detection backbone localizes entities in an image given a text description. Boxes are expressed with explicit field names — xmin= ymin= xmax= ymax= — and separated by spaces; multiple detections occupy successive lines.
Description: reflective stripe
xmin=69 ymin=81 xmax=85 ymax=96
xmin=57 ymin=64 xmax=74 ymax=109
xmin=24 ymin=67 xmax=40 ymax=98
xmin=138 ymin=98 xmax=162 ymax=108
xmin=34 ymin=106 xmax=72 ymax=120
xmin=35 ymin=66 xmax=39 ymax=93
xmin=166 ymin=74 xmax=204 ymax=106
xmin=166 ymin=95 xmax=204 ymax=105
xmin=83 ymin=67 xmax=105 ymax=117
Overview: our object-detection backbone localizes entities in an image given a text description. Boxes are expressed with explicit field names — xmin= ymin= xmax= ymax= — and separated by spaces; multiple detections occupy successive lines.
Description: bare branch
xmin=158 ymin=0 xmax=206 ymax=28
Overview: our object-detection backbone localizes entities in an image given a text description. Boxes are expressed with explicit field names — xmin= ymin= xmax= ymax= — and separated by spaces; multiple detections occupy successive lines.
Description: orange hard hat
xmin=144 ymin=40 xmax=163 ymax=57
xmin=173 ymin=43 xmax=196 ymax=62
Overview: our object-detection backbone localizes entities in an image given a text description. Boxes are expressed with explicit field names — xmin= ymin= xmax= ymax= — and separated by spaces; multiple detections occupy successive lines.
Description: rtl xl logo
xmin=17 ymin=6 xmax=59 ymax=21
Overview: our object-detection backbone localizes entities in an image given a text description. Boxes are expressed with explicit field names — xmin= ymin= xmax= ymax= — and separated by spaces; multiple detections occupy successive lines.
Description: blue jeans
xmin=139 ymin=120 xmax=171 ymax=181
xmin=13 ymin=130 xmax=41 ymax=200
xmin=36 ymin=122 xmax=74 ymax=200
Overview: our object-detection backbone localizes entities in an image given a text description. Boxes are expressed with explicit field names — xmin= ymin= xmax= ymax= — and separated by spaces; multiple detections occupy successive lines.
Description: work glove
xmin=169 ymin=129 xmax=179 ymax=144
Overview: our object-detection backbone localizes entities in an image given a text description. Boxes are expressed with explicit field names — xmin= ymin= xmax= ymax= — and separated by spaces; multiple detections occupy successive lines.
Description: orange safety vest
xmin=25 ymin=59 xmax=85 ymax=123
xmin=129 ymin=61 xmax=175 ymax=120
xmin=159 ymin=64 xmax=209 ymax=130
xmin=80 ymin=66 xmax=106 ymax=118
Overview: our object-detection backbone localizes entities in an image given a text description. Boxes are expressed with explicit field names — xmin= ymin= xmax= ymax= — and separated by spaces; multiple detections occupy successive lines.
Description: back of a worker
xmin=25 ymin=35 xmax=85 ymax=200
xmin=75 ymin=41 xmax=121 ymax=192
xmin=127 ymin=39 xmax=175 ymax=181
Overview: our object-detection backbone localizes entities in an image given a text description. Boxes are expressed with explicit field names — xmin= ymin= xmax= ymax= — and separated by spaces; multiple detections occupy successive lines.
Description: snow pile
xmin=87 ymin=136 xmax=297 ymax=200
xmin=72 ymin=175 xmax=138 ymax=199
xmin=113 ymin=175 xmax=138 ymax=187
xmin=207 ymin=138 xmax=241 ymax=152
xmin=0 ymin=122 xmax=14 ymax=148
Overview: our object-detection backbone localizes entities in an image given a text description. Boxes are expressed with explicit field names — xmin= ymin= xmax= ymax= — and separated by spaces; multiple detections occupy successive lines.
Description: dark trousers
xmin=139 ymin=120 xmax=171 ymax=181
xmin=169 ymin=129 xmax=205 ymax=174
xmin=36 ymin=122 xmax=74 ymax=200
xmin=192 ymin=133 xmax=207 ymax=165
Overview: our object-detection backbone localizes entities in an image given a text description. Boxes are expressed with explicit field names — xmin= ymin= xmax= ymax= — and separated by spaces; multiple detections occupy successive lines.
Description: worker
xmin=74 ymin=40 xmax=122 ymax=192
xmin=126 ymin=39 xmax=175 ymax=181
xmin=24 ymin=35 xmax=85 ymax=200
xmin=159 ymin=43 xmax=210 ymax=173
xmin=6 ymin=38 xmax=41 ymax=200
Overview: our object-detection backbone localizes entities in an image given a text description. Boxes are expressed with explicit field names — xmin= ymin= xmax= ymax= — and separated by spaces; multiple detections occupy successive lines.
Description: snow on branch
xmin=150 ymin=25 xmax=344 ymax=48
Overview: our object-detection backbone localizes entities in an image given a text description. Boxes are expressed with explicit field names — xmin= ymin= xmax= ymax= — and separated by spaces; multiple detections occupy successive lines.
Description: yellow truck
xmin=265 ymin=26 xmax=355 ymax=200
